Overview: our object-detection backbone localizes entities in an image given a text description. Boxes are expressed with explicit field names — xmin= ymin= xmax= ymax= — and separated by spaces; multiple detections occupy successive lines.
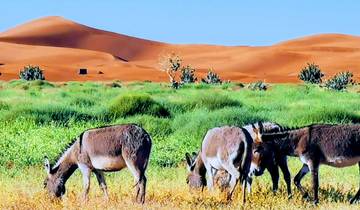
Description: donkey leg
xmin=350 ymin=162 xmax=360 ymax=204
xmin=125 ymin=159 xmax=146 ymax=204
xmin=309 ymin=161 xmax=320 ymax=205
xmin=94 ymin=170 xmax=109 ymax=200
xmin=222 ymin=164 xmax=240 ymax=200
xmin=278 ymin=156 xmax=292 ymax=197
xmin=203 ymin=163 xmax=214 ymax=191
xmin=267 ymin=164 xmax=279 ymax=194
xmin=78 ymin=163 xmax=92 ymax=201
xmin=294 ymin=164 xmax=310 ymax=199
xmin=246 ymin=177 xmax=253 ymax=194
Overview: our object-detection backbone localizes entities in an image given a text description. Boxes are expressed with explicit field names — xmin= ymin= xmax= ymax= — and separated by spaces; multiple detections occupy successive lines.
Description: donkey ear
xmin=44 ymin=156 xmax=51 ymax=175
xmin=185 ymin=153 xmax=193 ymax=167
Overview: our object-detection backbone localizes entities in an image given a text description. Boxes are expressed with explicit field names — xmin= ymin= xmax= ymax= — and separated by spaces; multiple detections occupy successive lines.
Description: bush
xmin=184 ymin=94 xmax=241 ymax=110
xmin=324 ymin=71 xmax=355 ymax=91
xmin=19 ymin=65 xmax=45 ymax=81
xmin=109 ymin=94 xmax=170 ymax=118
xmin=107 ymin=82 xmax=122 ymax=88
xmin=298 ymin=63 xmax=324 ymax=84
xmin=0 ymin=101 xmax=10 ymax=110
xmin=202 ymin=71 xmax=222 ymax=84
xmin=180 ymin=65 xmax=197 ymax=84
xmin=248 ymin=81 xmax=268 ymax=91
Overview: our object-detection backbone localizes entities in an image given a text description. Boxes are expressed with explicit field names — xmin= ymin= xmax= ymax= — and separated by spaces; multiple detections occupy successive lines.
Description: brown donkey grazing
xmin=261 ymin=124 xmax=360 ymax=204
xmin=43 ymin=124 xmax=152 ymax=204
xmin=245 ymin=122 xmax=292 ymax=197
xmin=185 ymin=125 xmax=259 ymax=204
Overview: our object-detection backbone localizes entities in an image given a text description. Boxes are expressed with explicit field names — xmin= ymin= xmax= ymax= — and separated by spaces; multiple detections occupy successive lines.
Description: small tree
xmin=202 ymin=70 xmax=222 ymax=84
xmin=324 ymin=71 xmax=355 ymax=91
xmin=19 ymin=65 xmax=45 ymax=81
xmin=158 ymin=53 xmax=182 ymax=87
xmin=180 ymin=65 xmax=197 ymax=84
xmin=298 ymin=63 xmax=324 ymax=84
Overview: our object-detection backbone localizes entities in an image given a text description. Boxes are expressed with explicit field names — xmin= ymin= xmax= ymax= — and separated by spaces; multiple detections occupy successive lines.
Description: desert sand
xmin=0 ymin=16 xmax=359 ymax=82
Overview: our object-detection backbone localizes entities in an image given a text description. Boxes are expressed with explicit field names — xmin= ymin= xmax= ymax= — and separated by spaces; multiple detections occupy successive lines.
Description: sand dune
xmin=0 ymin=16 xmax=360 ymax=82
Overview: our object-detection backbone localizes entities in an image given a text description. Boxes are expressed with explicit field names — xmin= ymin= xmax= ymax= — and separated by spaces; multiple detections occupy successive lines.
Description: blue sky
xmin=1 ymin=1 xmax=359 ymax=46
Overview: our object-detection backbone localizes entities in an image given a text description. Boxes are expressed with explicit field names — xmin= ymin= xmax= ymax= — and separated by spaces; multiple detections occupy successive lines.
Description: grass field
xmin=0 ymin=80 xmax=359 ymax=209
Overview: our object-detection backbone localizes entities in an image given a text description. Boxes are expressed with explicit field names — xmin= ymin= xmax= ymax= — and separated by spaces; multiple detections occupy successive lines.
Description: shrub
xmin=109 ymin=94 xmax=170 ymax=118
xmin=19 ymin=65 xmax=45 ymax=81
xmin=298 ymin=63 xmax=324 ymax=84
xmin=0 ymin=101 xmax=10 ymax=110
xmin=107 ymin=82 xmax=122 ymax=88
xmin=202 ymin=70 xmax=222 ymax=84
xmin=248 ymin=81 xmax=268 ymax=91
xmin=70 ymin=97 xmax=95 ymax=107
xmin=324 ymin=71 xmax=355 ymax=91
xmin=180 ymin=65 xmax=197 ymax=84
xmin=183 ymin=94 xmax=241 ymax=111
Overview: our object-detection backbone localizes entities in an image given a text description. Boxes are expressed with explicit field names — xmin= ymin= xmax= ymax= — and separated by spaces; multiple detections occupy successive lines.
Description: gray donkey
xmin=185 ymin=125 xmax=258 ymax=204
xmin=44 ymin=124 xmax=152 ymax=204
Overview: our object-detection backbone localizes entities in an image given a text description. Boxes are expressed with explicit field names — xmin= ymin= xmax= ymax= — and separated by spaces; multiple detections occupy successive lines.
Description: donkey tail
xmin=239 ymin=128 xmax=253 ymax=184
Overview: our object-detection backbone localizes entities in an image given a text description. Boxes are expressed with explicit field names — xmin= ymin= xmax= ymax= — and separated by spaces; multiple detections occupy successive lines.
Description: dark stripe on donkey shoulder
xmin=79 ymin=132 xmax=85 ymax=153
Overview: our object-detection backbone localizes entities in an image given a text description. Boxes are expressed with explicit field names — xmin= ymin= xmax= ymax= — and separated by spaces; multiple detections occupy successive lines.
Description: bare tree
xmin=158 ymin=52 xmax=182 ymax=86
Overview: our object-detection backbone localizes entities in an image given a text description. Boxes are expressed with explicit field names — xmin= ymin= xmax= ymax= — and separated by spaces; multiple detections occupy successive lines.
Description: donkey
xmin=43 ymin=124 xmax=152 ymax=204
xmin=244 ymin=122 xmax=292 ymax=197
xmin=261 ymin=124 xmax=360 ymax=204
xmin=185 ymin=125 xmax=258 ymax=203
xmin=213 ymin=122 xmax=292 ymax=196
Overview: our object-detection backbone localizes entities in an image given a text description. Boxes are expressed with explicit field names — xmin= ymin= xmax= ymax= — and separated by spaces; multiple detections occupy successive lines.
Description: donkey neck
xmin=276 ymin=128 xmax=308 ymax=156
xmin=52 ymin=141 xmax=79 ymax=182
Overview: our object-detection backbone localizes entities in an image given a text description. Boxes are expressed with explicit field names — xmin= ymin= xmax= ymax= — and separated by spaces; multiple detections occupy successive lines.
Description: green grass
xmin=1 ymin=81 xmax=359 ymax=169
xmin=0 ymin=81 xmax=359 ymax=208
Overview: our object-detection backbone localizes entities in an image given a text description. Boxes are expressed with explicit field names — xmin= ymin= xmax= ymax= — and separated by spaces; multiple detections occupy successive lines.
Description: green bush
xmin=187 ymin=94 xmax=241 ymax=110
xmin=19 ymin=65 xmax=45 ymax=81
xmin=202 ymin=71 xmax=222 ymax=84
xmin=180 ymin=65 xmax=197 ymax=84
xmin=109 ymin=94 xmax=170 ymax=118
xmin=70 ymin=97 xmax=96 ymax=107
xmin=298 ymin=63 xmax=324 ymax=84
xmin=0 ymin=101 xmax=10 ymax=110
xmin=324 ymin=71 xmax=355 ymax=91
xmin=248 ymin=81 xmax=268 ymax=91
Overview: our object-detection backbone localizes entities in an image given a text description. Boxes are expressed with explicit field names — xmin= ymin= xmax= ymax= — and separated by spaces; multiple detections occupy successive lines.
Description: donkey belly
xmin=325 ymin=156 xmax=360 ymax=168
xmin=90 ymin=155 xmax=127 ymax=171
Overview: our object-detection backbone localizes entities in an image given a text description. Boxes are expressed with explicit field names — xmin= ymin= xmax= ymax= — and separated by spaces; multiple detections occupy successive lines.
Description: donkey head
xmin=43 ymin=157 xmax=65 ymax=198
xmin=249 ymin=124 xmax=267 ymax=176
xmin=185 ymin=152 xmax=206 ymax=189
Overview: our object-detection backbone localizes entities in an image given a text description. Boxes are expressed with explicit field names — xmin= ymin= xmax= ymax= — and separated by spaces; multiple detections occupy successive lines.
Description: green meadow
xmin=0 ymin=80 xmax=359 ymax=209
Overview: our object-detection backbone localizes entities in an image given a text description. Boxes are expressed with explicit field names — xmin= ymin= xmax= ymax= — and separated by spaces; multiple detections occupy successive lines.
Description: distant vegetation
xmin=325 ymin=71 xmax=355 ymax=91
xmin=247 ymin=81 xmax=268 ymax=91
xmin=202 ymin=70 xmax=222 ymax=84
xmin=158 ymin=53 xmax=222 ymax=88
xmin=298 ymin=63 xmax=356 ymax=91
xmin=19 ymin=65 xmax=45 ymax=81
xmin=298 ymin=63 xmax=324 ymax=84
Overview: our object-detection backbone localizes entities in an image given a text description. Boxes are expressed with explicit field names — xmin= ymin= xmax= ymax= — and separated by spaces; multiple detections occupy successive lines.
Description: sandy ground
xmin=0 ymin=16 xmax=360 ymax=82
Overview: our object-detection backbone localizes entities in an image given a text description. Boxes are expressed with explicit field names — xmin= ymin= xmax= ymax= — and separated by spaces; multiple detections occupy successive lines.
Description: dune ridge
xmin=0 ymin=16 xmax=360 ymax=82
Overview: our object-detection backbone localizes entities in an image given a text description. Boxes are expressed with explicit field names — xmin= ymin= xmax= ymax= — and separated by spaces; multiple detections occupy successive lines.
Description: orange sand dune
xmin=0 ymin=16 xmax=360 ymax=82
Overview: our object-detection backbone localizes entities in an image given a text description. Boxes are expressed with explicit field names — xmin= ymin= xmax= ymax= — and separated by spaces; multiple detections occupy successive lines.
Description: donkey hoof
xmin=287 ymin=194 xmax=293 ymax=200
xmin=350 ymin=197 xmax=358 ymax=204
xmin=313 ymin=199 xmax=319 ymax=205
xmin=302 ymin=192 xmax=309 ymax=200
